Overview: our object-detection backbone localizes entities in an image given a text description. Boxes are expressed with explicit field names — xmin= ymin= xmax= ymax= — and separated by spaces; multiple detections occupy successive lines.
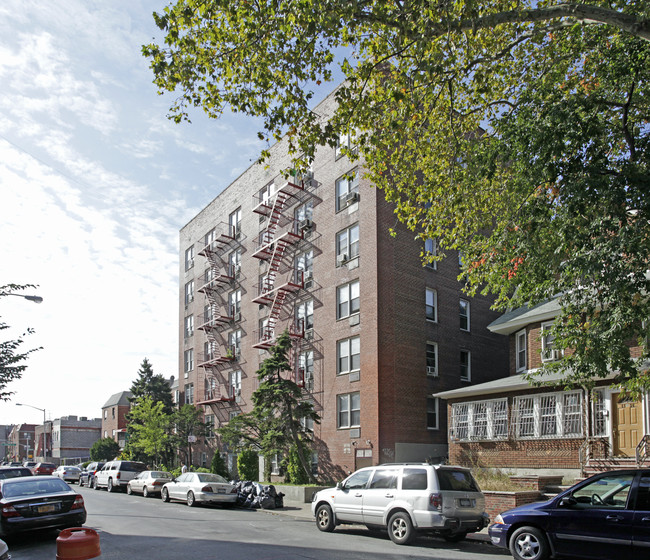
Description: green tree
xmin=173 ymin=404 xmax=206 ymax=467
xmin=236 ymin=449 xmax=259 ymax=481
xmin=210 ymin=450 xmax=230 ymax=478
xmin=129 ymin=358 xmax=173 ymax=414
xmin=90 ymin=437 xmax=120 ymax=462
xmin=126 ymin=396 xmax=171 ymax=467
xmin=219 ymin=332 xmax=319 ymax=483
xmin=144 ymin=2 xmax=650 ymax=393
xmin=0 ymin=284 xmax=41 ymax=400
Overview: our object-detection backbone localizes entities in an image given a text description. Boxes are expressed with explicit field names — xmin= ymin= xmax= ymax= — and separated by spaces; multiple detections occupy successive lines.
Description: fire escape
xmin=251 ymin=174 xmax=316 ymax=350
xmin=196 ymin=223 xmax=239 ymax=405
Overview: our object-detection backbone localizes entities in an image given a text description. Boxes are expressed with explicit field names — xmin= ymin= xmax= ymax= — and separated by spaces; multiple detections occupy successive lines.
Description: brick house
xmin=8 ymin=423 xmax=36 ymax=462
xmin=50 ymin=416 xmax=101 ymax=461
xmin=178 ymin=88 xmax=509 ymax=479
xmin=101 ymin=391 xmax=132 ymax=449
xmin=435 ymin=297 xmax=649 ymax=478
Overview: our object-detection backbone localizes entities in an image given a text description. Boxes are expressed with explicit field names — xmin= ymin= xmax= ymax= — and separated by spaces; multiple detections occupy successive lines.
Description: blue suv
xmin=488 ymin=469 xmax=650 ymax=560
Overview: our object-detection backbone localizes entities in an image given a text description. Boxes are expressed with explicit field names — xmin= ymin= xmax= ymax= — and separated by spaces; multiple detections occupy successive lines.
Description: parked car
xmin=488 ymin=468 xmax=650 ymax=560
xmin=0 ymin=475 xmax=86 ymax=537
xmin=311 ymin=463 xmax=488 ymax=545
xmin=32 ymin=462 xmax=56 ymax=476
xmin=22 ymin=461 xmax=37 ymax=470
xmin=53 ymin=465 xmax=82 ymax=484
xmin=0 ymin=466 xmax=33 ymax=479
xmin=161 ymin=472 xmax=237 ymax=507
xmin=127 ymin=470 xmax=173 ymax=498
xmin=9 ymin=462 xmax=22 ymax=467
xmin=78 ymin=462 xmax=105 ymax=487
xmin=93 ymin=460 xmax=146 ymax=492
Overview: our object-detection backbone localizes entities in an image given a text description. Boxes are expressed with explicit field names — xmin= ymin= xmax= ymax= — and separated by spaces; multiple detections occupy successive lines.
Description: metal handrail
xmin=636 ymin=434 xmax=650 ymax=466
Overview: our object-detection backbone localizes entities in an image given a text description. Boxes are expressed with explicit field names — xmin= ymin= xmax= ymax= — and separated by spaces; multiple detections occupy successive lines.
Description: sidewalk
xmin=263 ymin=500 xmax=491 ymax=543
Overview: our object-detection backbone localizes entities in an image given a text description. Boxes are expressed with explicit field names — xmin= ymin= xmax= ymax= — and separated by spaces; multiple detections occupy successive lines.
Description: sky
xmin=0 ymin=1 xmax=335 ymax=426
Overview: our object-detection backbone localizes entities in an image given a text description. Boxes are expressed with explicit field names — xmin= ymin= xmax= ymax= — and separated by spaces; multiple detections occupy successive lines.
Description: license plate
xmin=458 ymin=498 xmax=473 ymax=507
xmin=38 ymin=504 xmax=56 ymax=513
xmin=217 ymin=488 xmax=226 ymax=494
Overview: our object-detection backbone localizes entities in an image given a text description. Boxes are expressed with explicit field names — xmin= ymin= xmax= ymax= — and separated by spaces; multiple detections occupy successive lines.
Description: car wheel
xmin=388 ymin=511 xmax=415 ymax=545
xmin=509 ymin=526 xmax=550 ymax=560
xmin=315 ymin=504 xmax=335 ymax=532
xmin=93 ymin=477 xmax=99 ymax=490
xmin=78 ymin=477 xmax=84 ymax=487
xmin=127 ymin=484 xmax=132 ymax=495
xmin=107 ymin=478 xmax=114 ymax=493
xmin=443 ymin=531 xmax=467 ymax=543
xmin=187 ymin=491 xmax=196 ymax=507
xmin=162 ymin=487 xmax=170 ymax=502
xmin=143 ymin=486 xmax=149 ymax=498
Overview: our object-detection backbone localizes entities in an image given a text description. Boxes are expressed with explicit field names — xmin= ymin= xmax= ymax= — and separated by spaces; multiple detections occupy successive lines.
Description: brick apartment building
xmin=7 ymin=423 xmax=36 ymax=462
xmin=50 ymin=416 xmax=101 ymax=461
xmin=179 ymin=90 xmax=509 ymax=479
xmin=102 ymin=391 xmax=132 ymax=449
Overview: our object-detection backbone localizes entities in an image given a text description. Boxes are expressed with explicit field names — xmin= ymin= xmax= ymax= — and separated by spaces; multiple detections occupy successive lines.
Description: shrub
xmin=237 ymin=449 xmax=259 ymax=481
xmin=283 ymin=444 xmax=310 ymax=485
xmin=210 ymin=451 xmax=230 ymax=478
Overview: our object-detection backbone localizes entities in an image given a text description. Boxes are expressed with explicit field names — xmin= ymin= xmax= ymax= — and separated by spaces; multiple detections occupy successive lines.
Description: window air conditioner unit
xmin=427 ymin=366 xmax=438 ymax=377
xmin=233 ymin=312 xmax=241 ymax=322
xmin=299 ymin=219 xmax=313 ymax=231
xmin=304 ymin=272 xmax=313 ymax=289
xmin=305 ymin=328 xmax=314 ymax=341
xmin=337 ymin=253 xmax=348 ymax=266
xmin=345 ymin=191 xmax=360 ymax=206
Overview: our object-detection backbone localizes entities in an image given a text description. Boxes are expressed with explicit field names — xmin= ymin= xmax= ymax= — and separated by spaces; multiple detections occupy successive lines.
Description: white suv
xmin=93 ymin=460 xmax=146 ymax=492
xmin=311 ymin=463 xmax=488 ymax=545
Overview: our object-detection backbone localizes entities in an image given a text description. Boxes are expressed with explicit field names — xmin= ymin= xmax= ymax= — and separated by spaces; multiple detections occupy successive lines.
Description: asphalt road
xmin=5 ymin=484 xmax=509 ymax=559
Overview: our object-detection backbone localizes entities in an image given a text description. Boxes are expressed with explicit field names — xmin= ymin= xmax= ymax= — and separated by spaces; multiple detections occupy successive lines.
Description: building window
xmin=112 ymin=407 xmax=115 ymax=419
xmin=184 ymin=349 xmax=194 ymax=377
xmin=516 ymin=329 xmax=527 ymax=372
xmin=205 ymin=414 xmax=215 ymax=438
xmin=229 ymin=289 xmax=241 ymax=319
xmin=593 ymin=390 xmax=607 ymax=436
xmin=460 ymin=299 xmax=470 ymax=332
xmin=296 ymin=299 xmax=314 ymax=332
xmin=335 ymin=130 xmax=356 ymax=159
xmin=337 ymin=392 xmax=361 ymax=428
xmin=204 ymin=228 xmax=216 ymax=248
xmin=426 ymin=342 xmax=438 ymax=377
xmin=184 ymin=280 xmax=194 ymax=305
xmin=460 ymin=350 xmax=471 ymax=382
xmin=337 ymin=336 xmax=360 ymax=375
xmin=185 ymin=383 xmax=194 ymax=404
xmin=426 ymin=288 xmax=437 ymax=322
xmin=204 ymin=341 xmax=214 ymax=362
xmin=336 ymin=224 xmax=359 ymax=265
xmin=228 ymin=330 xmax=242 ymax=357
xmin=335 ymin=169 xmax=359 ymax=212
xmin=228 ymin=249 xmax=241 ymax=277
xmin=337 ymin=280 xmax=360 ymax=319
xmin=424 ymin=239 xmax=437 ymax=269
xmin=427 ymin=397 xmax=439 ymax=430
xmin=541 ymin=322 xmax=561 ymax=362
xmin=514 ymin=391 xmax=583 ymax=438
xmin=299 ymin=350 xmax=314 ymax=390
xmin=185 ymin=245 xmax=195 ymax=271
xmin=296 ymin=250 xmax=314 ymax=284
xmin=229 ymin=371 xmax=241 ymax=398
xmin=229 ymin=207 xmax=242 ymax=238
xmin=294 ymin=200 xmax=314 ymax=223
xmin=450 ymin=399 xmax=508 ymax=441
xmin=184 ymin=315 xmax=194 ymax=339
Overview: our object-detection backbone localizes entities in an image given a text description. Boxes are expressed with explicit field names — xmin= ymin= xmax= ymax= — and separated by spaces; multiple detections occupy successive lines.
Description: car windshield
xmin=197 ymin=473 xmax=228 ymax=484
xmin=437 ymin=469 xmax=480 ymax=492
xmin=2 ymin=478 xmax=69 ymax=498
xmin=121 ymin=462 xmax=146 ymax=472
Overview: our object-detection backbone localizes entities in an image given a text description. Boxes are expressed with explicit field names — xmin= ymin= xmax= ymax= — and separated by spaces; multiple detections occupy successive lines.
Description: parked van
xmin=311 ymin=463 xmax=488 ymax=545
xmin=93 ymin=460 xmax=146 ymax=492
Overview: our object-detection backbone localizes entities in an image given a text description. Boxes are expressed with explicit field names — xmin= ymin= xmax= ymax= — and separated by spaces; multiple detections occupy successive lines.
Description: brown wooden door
xmin=612 ymin=393 xmax=643 ymax=456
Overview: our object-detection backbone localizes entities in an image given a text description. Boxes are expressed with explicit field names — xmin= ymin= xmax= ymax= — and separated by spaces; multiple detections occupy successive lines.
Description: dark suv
xmin=0 ymin=466 xmax=33 ymax=479
xmin=79 ymin=462 xmax=105 ymax=487
xmin=32 ymin=462 xmax=56 ymax=475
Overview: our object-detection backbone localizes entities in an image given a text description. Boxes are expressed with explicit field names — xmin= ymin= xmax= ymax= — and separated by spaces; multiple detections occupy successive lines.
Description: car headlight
xmin=493 ymin=514 xmax=504 ymax=524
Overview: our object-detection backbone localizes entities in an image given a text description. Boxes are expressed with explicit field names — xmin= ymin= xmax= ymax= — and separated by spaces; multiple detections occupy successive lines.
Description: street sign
xmin=1 ymin=443 xmax=16 ymax=446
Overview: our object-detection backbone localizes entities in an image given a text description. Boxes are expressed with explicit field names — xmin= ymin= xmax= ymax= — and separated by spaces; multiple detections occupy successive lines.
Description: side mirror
xmin=336 ymin=482 xmax=342 ymax=490
xmin=560 ymin=495 xmax=577 ymax=507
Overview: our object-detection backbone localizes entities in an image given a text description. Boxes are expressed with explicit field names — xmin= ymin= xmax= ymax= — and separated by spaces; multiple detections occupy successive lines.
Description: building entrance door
xmin=612 ymin=393 xmax=643 ymax=456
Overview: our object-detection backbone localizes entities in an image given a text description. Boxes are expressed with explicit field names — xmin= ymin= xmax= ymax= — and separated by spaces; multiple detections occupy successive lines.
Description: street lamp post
xmin=5 ymin=293 xmax=43 ymax=304
xmin=16 ymin=403 xmax=47 ymax=460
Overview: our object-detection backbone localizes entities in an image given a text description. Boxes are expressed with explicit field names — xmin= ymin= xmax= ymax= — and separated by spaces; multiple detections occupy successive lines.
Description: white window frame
xmin=426 ymin=288 xmax=437 ymax=322
xmin=185 ymin=383 xmax=194 ymax=404
xmin=185 ymin=245 xmax=195 ymax=271
xmin=337 ymin=280 xmax=360 ymax=319
xmin=228 ymin=370 xmax=242 ymax=398
xmin=451 ymin=399 xmax=508 ymax=441
xmin=335 ymin=169 xmax=359 ymax=212
xmin=229 ymin=207 xmax=242 ymax=238
xmin=336 ymin=224 xmax=360 ymax=264
xmin=426 ymin=342 xmax=438 ymax=376
xmin=184 ymin=349 xmax=194 ymax=376
xmin=460 ymin=350 xmax=471 ymax=382
xmin=335 ymin=130 xmax=357 ymax=159
xmin=299 ymin=350 xmax=314 ymax=390
xmin=184 ymin=315 xmax=194 ymax=338
xmin=460 ymin=299 xmax=470 ymax=332
xmin=229 ymin=289 xmax=242 ymax=318
xmin=541 ymin=321 xmax=562 ymax=362
xmin=184 ymin=280 xmax=194 ymax=305
xmin=516 ymin=329 xmax=527 ymax=372
xmin=337 ymin=336 xmax=360 ymax=375
xmin=294 ymin=199 xmax=314 ymax=222
xmin=228 ymin=249 xmax=241 ymax=277
xmin=228 ymin=329 xmax=242 ymax=357
xmin=514 ymin=390 xmax=583 ymax=439
xmin=296 ymin=299 xmax=314 ymax=332
xmin=337 ymin=392 xmax=361 ymax=428
xmin=592 ymin=389 xmax=608 ymax=437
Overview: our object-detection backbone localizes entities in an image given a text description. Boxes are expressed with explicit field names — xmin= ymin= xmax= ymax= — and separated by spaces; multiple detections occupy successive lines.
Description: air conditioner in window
xmin=233 ymin=312 xmax=241 ymax=322
xmin=299 ymin=219 xmax=313 ymax=231
xmin=345 ymin=191 xmax=360 ymax=206
xmin=303 ymin=272 xmax=313 ymax=289
xmin=337 ymin=253 xmax=348 ymax=266
xmin=427 ymin=366 xmax=438 ymax=377
xmin=305 ymin=328 xmax=314 ymax=341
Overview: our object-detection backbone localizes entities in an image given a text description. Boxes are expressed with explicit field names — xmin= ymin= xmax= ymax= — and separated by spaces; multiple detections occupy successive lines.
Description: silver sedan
xmin=127 ymin=470 xmax=173 ymax=497
xmin=52 ymin=465 xmax=81 ymax=484
xmin=161 ymin=472 xmax=237 ymax=507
